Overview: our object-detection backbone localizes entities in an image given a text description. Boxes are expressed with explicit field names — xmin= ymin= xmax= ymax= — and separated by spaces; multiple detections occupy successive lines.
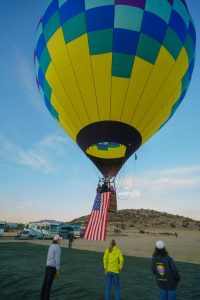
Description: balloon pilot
xmin=96 ymin=176 xmax=115 ymax=194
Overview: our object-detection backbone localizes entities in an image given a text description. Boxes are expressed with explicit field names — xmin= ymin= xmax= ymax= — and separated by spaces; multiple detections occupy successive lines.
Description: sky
xmin=0 ymin=1 xmax=200 ymax=223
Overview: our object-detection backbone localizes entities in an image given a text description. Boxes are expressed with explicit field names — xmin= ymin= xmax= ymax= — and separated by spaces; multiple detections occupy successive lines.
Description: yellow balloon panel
xmin=110 ymin=76 xmax=129 ymax=120
xmin=50 ymin=93 xmax=77 ymax=140
xmin=86 ymin=144 xmax=126 ymax=159
xmin=59 ymin=119 xmax=76 ymax=142
xmin=142 ymin=110 xmax=170 ymax=144
xmin=67 ymin=34 xmax=99 ymax=123
xmin=137 ymin=47 xmax=189 ymax=134
xmin=45 ymin=63 xmax=82 ymax=131
xmin=153 ymin=46 xmax=175 ymax=77
xmin=130 ymin=60 xmax=172 ymax=128
xmin=47 ymin=29 xmax=90 ymax=127
xmin=90 ymin=53 xmax=112 ymax=120
xmin=141 ymin=83 xmax=182 ymax=143
xmin=138 ymin=82 xmax=182 ymax=134
xmin=120 ymin=57 xmax=153 ymax=124
xmin=132 ymin=47 xmax=176 ymax=131
xmin=156 ymin=48 xmax=189 ymax=100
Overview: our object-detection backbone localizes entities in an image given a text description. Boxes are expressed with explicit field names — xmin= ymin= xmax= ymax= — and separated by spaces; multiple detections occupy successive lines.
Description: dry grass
xmin=2 ymin=229 xmax=200 ymax=265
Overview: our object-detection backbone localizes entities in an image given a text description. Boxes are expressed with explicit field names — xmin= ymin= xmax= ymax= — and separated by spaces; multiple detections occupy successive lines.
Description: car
xmin=15 ymin=230 xmax=30 ymax=240
xmin=43 ymin=233 xmax=56 ymax=240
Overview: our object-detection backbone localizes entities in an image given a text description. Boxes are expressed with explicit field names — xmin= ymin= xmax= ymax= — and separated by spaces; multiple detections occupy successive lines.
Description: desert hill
xmin=71 ymin=209 xmax=200 ymax=232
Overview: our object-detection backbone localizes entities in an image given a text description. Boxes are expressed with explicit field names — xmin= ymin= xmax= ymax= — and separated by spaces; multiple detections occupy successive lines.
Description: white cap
xmin=53 ymin=235 xmax=63 ymax=241
xmin=156 ymin=240 xmax=165 ymax=249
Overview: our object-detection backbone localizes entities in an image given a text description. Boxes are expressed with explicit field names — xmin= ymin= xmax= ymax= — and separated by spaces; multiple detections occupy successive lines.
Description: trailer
xmin=27 ymin=222 xmax=60 ymax=239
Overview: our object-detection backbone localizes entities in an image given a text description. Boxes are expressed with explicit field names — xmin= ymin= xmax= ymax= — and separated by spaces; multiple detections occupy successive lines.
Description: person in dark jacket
xmin=68 ymin=230 xmax=74 ymax=248
xmin=101 ymin=181 xmax=109 ymax=193
xmin=96 ymin=184 xmax=102 ymax=194
xmin=151 ymin=240 xmax=180 ymax=300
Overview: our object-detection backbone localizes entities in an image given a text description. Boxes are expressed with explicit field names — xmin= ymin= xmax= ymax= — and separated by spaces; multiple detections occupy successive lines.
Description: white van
xmin=15 ymin=230 xmax=30 ymax=240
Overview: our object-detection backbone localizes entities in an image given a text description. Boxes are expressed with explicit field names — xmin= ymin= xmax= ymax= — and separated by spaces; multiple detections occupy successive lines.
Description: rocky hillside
xmin=71 ymin=209 xmax=200 ymax=232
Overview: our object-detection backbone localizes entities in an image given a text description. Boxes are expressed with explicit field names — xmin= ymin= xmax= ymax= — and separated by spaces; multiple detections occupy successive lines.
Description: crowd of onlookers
xmin=41 ymin=237 xmax=180 ymax=300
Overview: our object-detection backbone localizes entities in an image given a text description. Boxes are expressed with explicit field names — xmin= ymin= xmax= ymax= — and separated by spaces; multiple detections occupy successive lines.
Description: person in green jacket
xmin=103 ymin=239 xmax=124 ymax=300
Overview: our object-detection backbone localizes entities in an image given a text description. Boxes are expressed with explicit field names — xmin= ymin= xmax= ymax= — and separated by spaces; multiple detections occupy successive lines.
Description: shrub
xmin=182 ymin=224 xmax=188 ymax=228
xmin=121 ymin=223 xmax=126 ymax=230
xmin=129 ymin=224 xmax=135 ymax=227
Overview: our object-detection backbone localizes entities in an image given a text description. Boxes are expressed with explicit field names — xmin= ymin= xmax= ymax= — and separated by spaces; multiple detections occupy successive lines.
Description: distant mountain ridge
xmin=70 ymin=209 xmax=200 ymax=231
xmin=31 ymin=219 xmax=64 ymax=224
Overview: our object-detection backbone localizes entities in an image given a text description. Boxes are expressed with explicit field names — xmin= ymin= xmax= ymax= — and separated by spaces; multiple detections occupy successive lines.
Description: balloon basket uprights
xmin=98 ymin=176 xmax=117 ymax=212
xmin=97 ymin=176 xmax=117 ymax=212
xmin=108 ymin=191 xmax=117 ymax=213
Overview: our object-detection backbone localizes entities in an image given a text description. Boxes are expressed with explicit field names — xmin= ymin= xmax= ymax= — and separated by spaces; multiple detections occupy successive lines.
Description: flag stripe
xmin=101 ymin=193 xmax=109 ymax=240
xmin=100 ymin=193 xmax=109 ymax=240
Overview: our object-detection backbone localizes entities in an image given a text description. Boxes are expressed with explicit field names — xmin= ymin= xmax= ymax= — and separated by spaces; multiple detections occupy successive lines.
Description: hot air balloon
xmin=34 ymin=0 xmax=195 ymax=179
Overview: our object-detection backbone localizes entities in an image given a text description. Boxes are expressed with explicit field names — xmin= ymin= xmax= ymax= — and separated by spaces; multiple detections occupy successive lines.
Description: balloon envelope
xmin=35 ymin=0 xmax=196 ymax=176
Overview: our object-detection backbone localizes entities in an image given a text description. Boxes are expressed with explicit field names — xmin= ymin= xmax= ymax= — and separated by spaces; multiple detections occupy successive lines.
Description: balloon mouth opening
xmin=76 ymin=121 xmax=142 ymax=176
xmin=86 ymin=142 xmax=127 ymax=159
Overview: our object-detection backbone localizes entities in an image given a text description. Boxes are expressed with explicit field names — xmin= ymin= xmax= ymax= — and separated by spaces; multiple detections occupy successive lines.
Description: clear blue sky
xmin=0 ymin=1 xmax=200 ymax=223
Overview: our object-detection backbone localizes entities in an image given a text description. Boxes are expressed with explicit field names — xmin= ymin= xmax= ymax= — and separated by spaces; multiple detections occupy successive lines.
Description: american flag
xmin=84 ymin=192 xmax=110 ymax=241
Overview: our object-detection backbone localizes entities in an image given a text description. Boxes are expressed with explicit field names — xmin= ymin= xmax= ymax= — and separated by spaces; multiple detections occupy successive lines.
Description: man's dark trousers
xmin=41 ymin=266 xmax=56 ymax=300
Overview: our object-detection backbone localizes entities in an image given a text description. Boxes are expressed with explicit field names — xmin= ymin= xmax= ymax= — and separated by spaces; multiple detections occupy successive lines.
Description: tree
xmin=16 ymin=224 xmax=24 ymax=230
xmin=4 ymin=225 xmax=11 ymax=232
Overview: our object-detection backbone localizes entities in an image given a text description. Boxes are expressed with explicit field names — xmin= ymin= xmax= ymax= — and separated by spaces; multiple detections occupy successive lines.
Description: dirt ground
xmin=1 ymin=229 xmax=200 ymax=264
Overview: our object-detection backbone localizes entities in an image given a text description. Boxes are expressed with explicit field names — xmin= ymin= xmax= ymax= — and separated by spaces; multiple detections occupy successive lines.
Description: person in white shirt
xmin=40 ymin=235 xmax=62 ymax=300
